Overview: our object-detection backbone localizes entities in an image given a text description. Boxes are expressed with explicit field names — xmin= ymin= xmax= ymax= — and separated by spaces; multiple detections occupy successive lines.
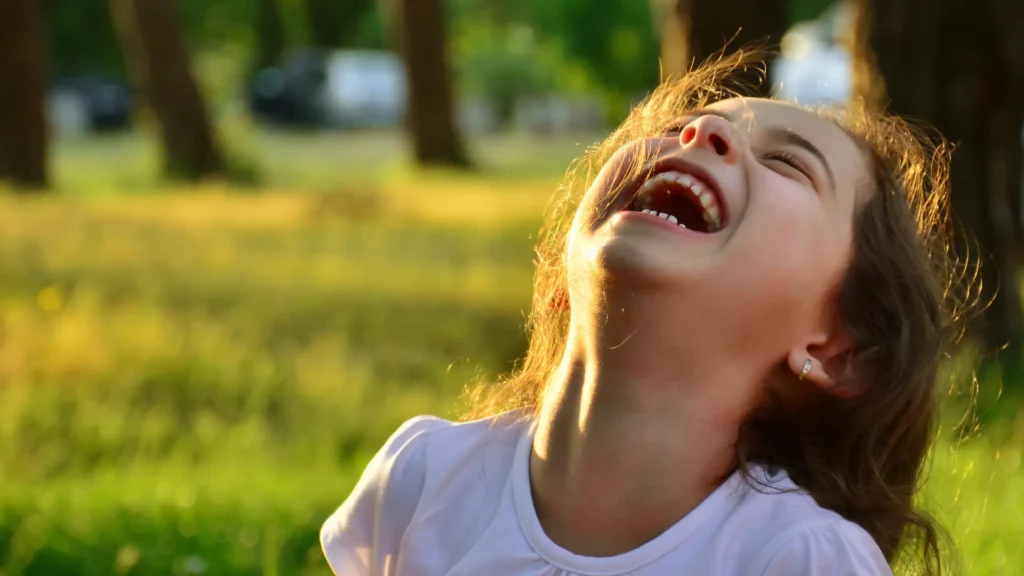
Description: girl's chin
xmin=584 ymin=235 xmax=693 ymax=285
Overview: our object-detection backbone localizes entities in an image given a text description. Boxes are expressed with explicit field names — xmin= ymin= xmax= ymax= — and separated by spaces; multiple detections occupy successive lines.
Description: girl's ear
xmin=787 ymin=321 xmax=860 ymax=398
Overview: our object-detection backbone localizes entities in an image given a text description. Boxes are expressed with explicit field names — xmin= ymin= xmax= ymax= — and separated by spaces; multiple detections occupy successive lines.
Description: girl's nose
xmin=679 ymin=115 xmax=739 ymax=164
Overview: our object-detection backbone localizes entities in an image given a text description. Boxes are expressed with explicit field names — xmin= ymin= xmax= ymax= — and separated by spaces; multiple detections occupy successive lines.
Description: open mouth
xmin=624 ymin=170 xmax=724 ymax=233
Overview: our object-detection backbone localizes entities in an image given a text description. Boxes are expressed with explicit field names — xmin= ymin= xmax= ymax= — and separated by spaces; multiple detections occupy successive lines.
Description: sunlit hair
xmin=463 ymin=51 xmax=977 ymax=575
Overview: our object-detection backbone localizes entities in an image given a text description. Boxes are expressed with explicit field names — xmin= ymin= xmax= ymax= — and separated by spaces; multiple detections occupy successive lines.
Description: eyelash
xmin=662 ymin=116 xmax=697 ymax=135
xmin=761 ymin=151 xmax=810 ymax=178
xmin=663 ymin=123 xmax=687 ymax=135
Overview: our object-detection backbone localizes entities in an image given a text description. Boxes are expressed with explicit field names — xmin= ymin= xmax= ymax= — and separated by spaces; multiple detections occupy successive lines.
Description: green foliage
xmin=41 ymin=0 xmax=678 ymax=124
xmin=454 ymin=23 xmax=594 ymax=125
xmin=192 ymin=43 xmax=252 ymax=109
xmin=527 ymin=0 xmax=661 ymax=98
xmin=44 ymin=0 xmax=385 ymax=86
xmin=305 ymin=0 xmax=380 ymax=49
xmin=43 ymin=0 xmax=125 ymax=77
xmin=352 ymin=6 xmax=389 ymax=51
xmin=276 ymin=0 xmax=311 ymax=48
xmin=449 ymin=0 xmax=532 ymax=26
xmin=788 ymin=0 xmax=838 ymax=23
xmin=44 ymin=0 xmax=838 ymax=120
xmin=217 ymin=110 xmax=264 ymax=186
xmin=449 ymin=0 xmax=661 ymax=125
xmin=254 ymin=0 xmax=288 ymax=70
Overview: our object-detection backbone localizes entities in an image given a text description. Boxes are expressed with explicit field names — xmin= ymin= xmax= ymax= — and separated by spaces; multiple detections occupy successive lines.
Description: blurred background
xmin=0 ymin=0 xmax=1022 ymax=573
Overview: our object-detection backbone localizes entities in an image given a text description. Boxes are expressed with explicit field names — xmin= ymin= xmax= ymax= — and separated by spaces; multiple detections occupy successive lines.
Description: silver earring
xmin=799 ymin=359 xmax=812 ymax=380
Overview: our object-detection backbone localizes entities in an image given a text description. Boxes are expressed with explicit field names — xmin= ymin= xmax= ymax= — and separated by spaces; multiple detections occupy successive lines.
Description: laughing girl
xmin=321 ymin=56 xmax=967 ymax=576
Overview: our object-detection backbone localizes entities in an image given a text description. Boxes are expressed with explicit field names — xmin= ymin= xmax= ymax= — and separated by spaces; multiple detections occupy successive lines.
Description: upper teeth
xmin=635 ymin=171 xmax=723 ymax=232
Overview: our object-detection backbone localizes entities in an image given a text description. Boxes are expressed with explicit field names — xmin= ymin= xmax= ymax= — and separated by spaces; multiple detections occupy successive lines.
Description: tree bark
xmin=110 ymin=0 xmax=223 ymax=180
xmin=0 ymin=0 xmax=49 ymax=189
xmin=852 ymin=0 xmax=1024 ymax=356
xmin=653 ymin=0 xmax=788 ymax=93
xmin=392 ymin=0 xmax=468 ymax=167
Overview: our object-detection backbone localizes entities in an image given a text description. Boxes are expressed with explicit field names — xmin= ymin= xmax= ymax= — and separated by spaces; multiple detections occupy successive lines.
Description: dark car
xmin=248 ymin=50 xmax=330 ymax=128
xmin=50 ymin=75 xmax=133 ymax=133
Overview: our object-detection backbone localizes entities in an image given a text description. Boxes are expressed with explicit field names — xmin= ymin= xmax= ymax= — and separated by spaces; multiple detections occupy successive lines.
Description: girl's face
xmin=570 ymin=98 xmax=871 ymax=373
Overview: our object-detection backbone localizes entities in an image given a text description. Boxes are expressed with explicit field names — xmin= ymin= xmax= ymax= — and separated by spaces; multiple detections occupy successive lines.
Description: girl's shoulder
xmin=320 ymin=411 xmax=529 ymax=574
xmin=356 ymin=409 xmax=529 ymax=477
xmin=373 ymin=410 xmax=530 ymax=481
xmin=729 ymin=467 xmax=892 ymax=575
xmin=333 ymin=409 xmax=529 ymax=504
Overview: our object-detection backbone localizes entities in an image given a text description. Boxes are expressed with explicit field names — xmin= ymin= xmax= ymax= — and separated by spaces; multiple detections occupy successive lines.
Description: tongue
xmin=634 ymin=187 xmax=708 ymax=232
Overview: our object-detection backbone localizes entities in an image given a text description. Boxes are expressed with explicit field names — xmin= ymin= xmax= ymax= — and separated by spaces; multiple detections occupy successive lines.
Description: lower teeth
xmin=640 ymin=209 xmax=688 ymax=229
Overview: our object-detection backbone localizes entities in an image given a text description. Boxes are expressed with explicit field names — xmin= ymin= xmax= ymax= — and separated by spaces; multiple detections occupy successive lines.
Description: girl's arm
xmin=320 ymin=416 xmax=444 ymax=576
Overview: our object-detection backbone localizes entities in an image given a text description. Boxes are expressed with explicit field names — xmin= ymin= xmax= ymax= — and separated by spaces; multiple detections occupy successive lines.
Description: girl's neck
xmin=529 ymin=305 xmax=758 ymax=557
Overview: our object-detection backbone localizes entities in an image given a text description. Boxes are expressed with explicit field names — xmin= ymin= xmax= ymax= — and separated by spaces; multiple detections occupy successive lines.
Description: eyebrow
xmin=687 ymin=109 xmax=838 ymax=193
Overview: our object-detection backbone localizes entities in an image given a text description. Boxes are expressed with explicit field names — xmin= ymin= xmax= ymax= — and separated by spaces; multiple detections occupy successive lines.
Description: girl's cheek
xmin=577 ymin=145 xmax=653 ymax=226
xmin=593 ymin=138 xmax=667 ymax=194
xmin=749 ymin=180 xmax=814 ymax=227
xmin=583 ymin=157 xmax=628 ymax=207
xmin=759 ymin=202 xmax=846 ymax=276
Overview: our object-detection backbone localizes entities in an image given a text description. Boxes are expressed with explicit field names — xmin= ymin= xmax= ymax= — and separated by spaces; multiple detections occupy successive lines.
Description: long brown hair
xmin=462 ymin=52 xmax=975 ymax=575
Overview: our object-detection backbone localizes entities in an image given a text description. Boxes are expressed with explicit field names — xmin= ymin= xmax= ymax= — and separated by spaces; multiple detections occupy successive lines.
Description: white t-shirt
xmin=320 ymin=413 xmax=893 ymax=575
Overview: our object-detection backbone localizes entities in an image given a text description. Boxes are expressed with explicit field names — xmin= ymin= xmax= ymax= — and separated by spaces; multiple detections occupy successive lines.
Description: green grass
xmin=1 ymin=128 xmax=1021 ymax=574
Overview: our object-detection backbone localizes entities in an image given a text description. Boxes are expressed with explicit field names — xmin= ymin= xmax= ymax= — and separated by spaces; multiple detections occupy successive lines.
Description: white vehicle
xmin=320 ymin=50 xmax=406 ymax=128
xmin=770 ymin=3 xmax=854 ymax=106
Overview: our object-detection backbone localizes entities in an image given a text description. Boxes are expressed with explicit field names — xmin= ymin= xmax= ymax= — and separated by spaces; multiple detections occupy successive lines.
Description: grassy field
xmin=1 ymin=129 xmax=1022 ymax=575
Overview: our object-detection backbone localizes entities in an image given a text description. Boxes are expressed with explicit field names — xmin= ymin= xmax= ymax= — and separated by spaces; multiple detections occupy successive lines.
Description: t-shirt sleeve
xmin=759 ymin=521 xmax=894 ymax=576
xmin=319 ymin=416 xmax=446 ymax=576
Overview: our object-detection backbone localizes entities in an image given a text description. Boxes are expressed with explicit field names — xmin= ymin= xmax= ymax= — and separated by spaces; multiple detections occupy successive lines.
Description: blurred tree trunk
xmin=110 ymin=0 xmax=223 ymax=180
xmin=254 ymin=0 xmax=287 ymax=71
xmin=0 ymin=0 xmax=49 ymax=189
xmin=852 ymin=0 xmax=1024 ymax=357
xmin=306 ymin=0 xmax=375 ymax=48
xmin=652 ymin=0 xmax=788 ymax=93
xmin=389 ymin=0 xmax=468 ymax=167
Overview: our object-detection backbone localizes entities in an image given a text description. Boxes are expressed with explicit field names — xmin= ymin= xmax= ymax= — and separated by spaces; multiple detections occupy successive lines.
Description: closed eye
xmin=761 ymin=151 xmax=812 ymax=180
xmin=662 ymin=120 xmax=689 ymax=135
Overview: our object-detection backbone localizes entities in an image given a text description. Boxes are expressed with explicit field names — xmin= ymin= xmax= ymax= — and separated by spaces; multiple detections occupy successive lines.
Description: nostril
xmin=681 ymin=126 xmax=696 ymax=144
xmin=709 ymin=134 xmax=730 ymax=156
